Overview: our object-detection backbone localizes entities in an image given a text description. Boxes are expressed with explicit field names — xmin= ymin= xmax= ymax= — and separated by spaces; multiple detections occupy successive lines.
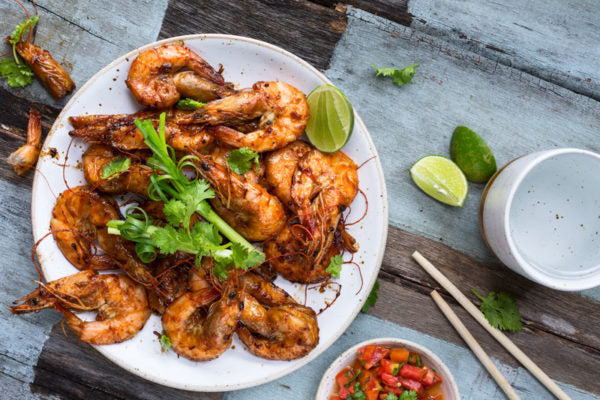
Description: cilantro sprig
xmin=107 ymin=113 xmax=264 ymax=275
xmin=1 ymin=15 xmax=39 ymax=88
xmin=101 ymin=157 xmax=130 ymax=179
xmin=361 ymin=279 xmax=379 ymax=313
xmin=325 ymin=254 xmax=343 ymax=278
xmin=227 ymin=147 xmax=260 ymax=175
xmin=159 ymin=331 xmax=172 ymax=352
xmin=372 ymin=63 xmax=419 ymax=87
xmin=473 ymin=289 xmax=523 ymax=332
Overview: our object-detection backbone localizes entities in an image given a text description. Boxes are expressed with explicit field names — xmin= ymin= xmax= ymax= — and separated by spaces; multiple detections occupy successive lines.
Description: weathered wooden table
xmin=1 ymin=1 xmax=599 ymax=399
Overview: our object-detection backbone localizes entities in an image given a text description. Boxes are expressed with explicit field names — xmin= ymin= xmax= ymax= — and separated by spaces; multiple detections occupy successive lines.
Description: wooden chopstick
xmin=431 ymin=290 xmax=521 ymax=400
xmin=412 ymin=251 xmax=571 ymax=400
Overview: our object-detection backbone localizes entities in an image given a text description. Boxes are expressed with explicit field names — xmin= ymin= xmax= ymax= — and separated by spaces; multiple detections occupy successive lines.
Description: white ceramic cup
xmin=480 ymin=148 xmax=600 ymax=291
xmin=316 ymin=338 xmax=460 ymax=400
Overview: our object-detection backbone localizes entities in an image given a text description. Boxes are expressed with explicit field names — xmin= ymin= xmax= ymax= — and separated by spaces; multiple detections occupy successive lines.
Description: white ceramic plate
xmin=316 ymin=338 xmax=460 ymax=400
xmin=31 ymin=35 xmax=388 ymax=391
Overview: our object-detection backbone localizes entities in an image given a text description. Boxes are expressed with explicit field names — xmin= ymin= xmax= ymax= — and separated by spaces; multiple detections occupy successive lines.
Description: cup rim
xmin=503 ymin=148 xmax=600 ymax=290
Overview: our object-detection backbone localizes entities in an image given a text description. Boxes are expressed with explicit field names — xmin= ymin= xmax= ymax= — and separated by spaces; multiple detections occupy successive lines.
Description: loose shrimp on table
xmin=179 ymin=81 xmax=310 ymax=152
xmin=11 ymin=270 xmax=151 ymax=345
xmin=8 ymin=108 xmax=42 ymax=175
xmin=126 ymin=43 xmax=233 ymax=109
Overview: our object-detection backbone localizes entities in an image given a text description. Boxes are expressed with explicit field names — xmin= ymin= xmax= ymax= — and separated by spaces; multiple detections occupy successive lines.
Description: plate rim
xmin=31 ymin=33 xmax=389 ymax=392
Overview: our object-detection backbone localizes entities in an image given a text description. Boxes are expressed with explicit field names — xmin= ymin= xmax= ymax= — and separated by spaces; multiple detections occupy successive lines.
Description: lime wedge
xmin=305 ymin=84 xmax=354 ymax=152
xmin=450 ymin=126 xmax=497 ymax=183
xmin=410 ymin=155 xmax=468 ymax=207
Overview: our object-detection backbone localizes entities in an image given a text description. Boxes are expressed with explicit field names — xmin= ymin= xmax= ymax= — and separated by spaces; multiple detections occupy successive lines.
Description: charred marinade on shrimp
xmin=12 ymin=270 xmax=150 ymax=345
xmin=179 ymin=81 xmax=310 ymax=152
xmin=8 ymin=108 xmax=42 ymax=175
xmin=82 ymin=144 xmax=151 ymax=195
xmin=161 ymin=278 xmax=243 ymax=361
xmin=51 ymin=186 xmax=156 ymax=286
xmin=126 ymin=43 xmax=231 ymax=108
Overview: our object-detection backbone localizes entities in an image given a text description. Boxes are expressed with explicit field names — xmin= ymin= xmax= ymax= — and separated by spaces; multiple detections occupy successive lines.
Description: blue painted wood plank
xmin=325 ymin=7 xmax=600 ymax=301
xmin=225 ymin=313 xmax=599 ymax=400
xmin=409 ymin=0 xmax=600 ymax=100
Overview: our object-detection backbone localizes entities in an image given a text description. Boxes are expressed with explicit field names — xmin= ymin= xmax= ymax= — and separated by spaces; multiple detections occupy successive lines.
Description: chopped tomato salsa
xmin=331 ymin=344 xmax=444 ymax=400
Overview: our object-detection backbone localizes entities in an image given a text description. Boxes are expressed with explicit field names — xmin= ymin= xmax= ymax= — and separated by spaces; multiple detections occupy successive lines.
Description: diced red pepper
xmin=400 ymin=378 xmax=424 ymax=395
xmin=338 ymin=386 xmax=351 ymax=399
xmin=358 ymin=345 xmax=390 ymax=369
xmin=330 ymin=396 xmax=342 ymax=400
xmin=381 ymin=373 xmax=400 ymax=387
xmin=335 ymin=368 xmax=356 ymax=399
xmin=380 ymin=358 xmax=401 ymax=376
xmin=399 ymin=364 xmax=426 ymax=381
xmin=383 ymin=385 xmax=404 ymax=395
xmin=421 ymin=367 xmax=443 ymax=387
xmin=390 ymin=348 xmax=410 ymax=363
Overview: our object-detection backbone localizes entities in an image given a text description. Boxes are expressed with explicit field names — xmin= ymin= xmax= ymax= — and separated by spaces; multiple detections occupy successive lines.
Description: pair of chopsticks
xmin=412 ymin=251 xmax=571 ymax=400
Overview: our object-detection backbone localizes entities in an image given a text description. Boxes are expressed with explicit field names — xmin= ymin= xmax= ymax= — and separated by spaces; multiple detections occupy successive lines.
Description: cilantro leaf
xmin=326 ymin=254 xmax=343 ymax=278
xmin=9 ymin=15 xmax=40 ymax=46
xmin=361 ymin=279 xmax=379 ymax=313
xmin=101 ymin=156 xmax=130 ymax=179
xmin=372 ymin=63 xmax=419 ymax=87
xmin=176 ymin=98 xmax=206 ymax=110
xmin=231 ymin=242 xmax=265 ymax=270
xmin=178 ymin=179 xmax=214 ymax=229
xmin=163 ymin=199 xmax=186 ymax=226
xmin=150 ymin=225 xmax=180 ymax=255
xmin=399 ymin=391 xmax=418 ymax=400
xmin=227 ymin=147 xmax=260 ymax=174
xmin=472 ymin=289 xmax=523 ymax=332
xmin=159 ymin=332 xmax=171 ymax=352
xmin=385 ymin=393 xmax=398 ymax=400
xmin=0 ymin=58 xmax=34 ymax=88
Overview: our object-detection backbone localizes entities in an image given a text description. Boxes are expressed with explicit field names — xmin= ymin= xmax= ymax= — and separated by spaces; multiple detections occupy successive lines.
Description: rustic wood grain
xmin=313 ymin=0 xmax=413 ymax=26
xmin=367 ymin=225 xmax=600 ymax=394
xmin=32 ymin=325 xmax=222 ymax=400
xmin=159 ymin=0 xmax=347 ymax=71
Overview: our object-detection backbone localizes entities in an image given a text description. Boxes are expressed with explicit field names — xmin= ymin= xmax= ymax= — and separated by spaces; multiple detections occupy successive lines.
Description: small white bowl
xmin=480 ymin=148 xmax=600 ymax=291
xmin=316 ymin=338 xmax=460 ymax=400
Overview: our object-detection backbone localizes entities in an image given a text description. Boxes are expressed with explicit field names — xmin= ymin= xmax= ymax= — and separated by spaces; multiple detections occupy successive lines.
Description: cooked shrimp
xmin=11 ymin=270 xmax=150 ymax=345
xmin=237 ymin=295 xmax=319 ymax=360
xmin=239 ymin=271 xmax=295 ymax=306
xmin=173 ymin=71 xmax=236 ymax=102
xmin=8 ymin=108 xmax=42 ymax=175
xmin=264 ymin=140 xmax=311 ymax=208
xmin=195 ymin=154 xmax=286 ymax=241
xmin=263 ymin=222 xmax=346 ymax=283
xmin=82 ymin=144 xmax=151 ymax=195
xmin=70 ymin=117 xmax=214 ymax=153
xmin=14 ymin=41 xmax=75 ymax=99
xmin=148 ymin=253 xmax=192 ymax=314
xmin=162 ymin=280 xmax=242 ymax=361
xmin=208 ymin=145 xmax=267 ymax=187
xmin=126 ymin=43 xmax=227 ymax=108
xmin=51 ymin=186 xmax=155 ymax=286
xmin=180 ymin=81 xmax=310 ymax=152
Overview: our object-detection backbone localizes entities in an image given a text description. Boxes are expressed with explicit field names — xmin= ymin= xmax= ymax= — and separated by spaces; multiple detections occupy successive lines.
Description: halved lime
xmin=305 ymin=84 xmax=354 ymax=153
xmin=450 ymin=126 xmax=497 ymax=183
xmin=410 ymin=155 xmax=468 ymax=207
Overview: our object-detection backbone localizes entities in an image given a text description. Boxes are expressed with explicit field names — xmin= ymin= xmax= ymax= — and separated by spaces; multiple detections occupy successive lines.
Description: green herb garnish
xmin=361 ymin=279 xmax=379 ymax=313
xmin=399 ymin=391 xmax=418 ymax=400
xmin=385 ymin=393 xmax=398 ymax=400
xmin=227 ymin=147 xmax=260 ymax=175
xmin=159 ymin=331 xmax=171 ymax=352
xmin=106 ymin=113 xmax=264 ymax=275
xmin=176 ymin=98 xmax=206 ymax=110
xmin=372 ymin=63 xmax=419 ymax=87
xmin=101 ymin=157 xmax=130 ymax=179
xmin=325 ymin=254 xmax=343 ymax=278
xmin=1 ymin=15 xmax=39 ymax=88
xmin=473 ymin=289 xmax=523 ymax=332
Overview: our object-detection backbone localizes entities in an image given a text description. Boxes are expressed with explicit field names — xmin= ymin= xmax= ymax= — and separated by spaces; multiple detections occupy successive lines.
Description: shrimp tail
xmin=8 ymin=108 xmax=42 ymax=175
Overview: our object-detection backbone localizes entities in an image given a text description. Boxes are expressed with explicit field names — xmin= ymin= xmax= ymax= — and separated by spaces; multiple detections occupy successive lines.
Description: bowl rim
xmin=315 ymin=337 xmax=460 ymax=400
xmin=30 ymin=33 xmax=390 ymax=392
xmin=503 ymin=147 xmax=600 ymax=290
